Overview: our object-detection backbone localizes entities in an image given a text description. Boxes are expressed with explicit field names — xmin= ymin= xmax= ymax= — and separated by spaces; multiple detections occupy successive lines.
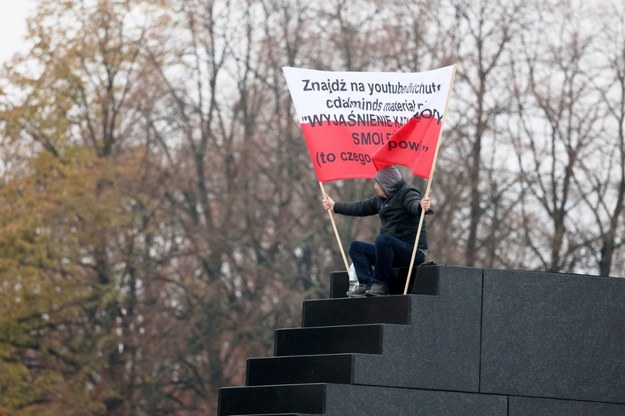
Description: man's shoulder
xmin=397 ymin=182 xmax=421 ymax=197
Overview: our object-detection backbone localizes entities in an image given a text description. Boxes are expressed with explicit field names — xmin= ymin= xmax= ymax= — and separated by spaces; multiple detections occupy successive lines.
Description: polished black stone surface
xmin=302 ymin=295 xmax=412 ymax=327
xmin=218 ymin=384 xmax=325 ymax=416
xmin=274 ymin=324 xmax=386 ymax=356
xmin=246 ymin=354 xmax=355 ymax=386
xmin=481 ymin=269 xmax=625 ymax=403
xmin=218 ymin=265 xmax=625 ymax=415
xmin=509 ymin=396 xmax=625 ymax=415
xmin=329 ymin=263 xmax=439 ymax=298
xmin=324 ymin=384 xmax=507 ymax=416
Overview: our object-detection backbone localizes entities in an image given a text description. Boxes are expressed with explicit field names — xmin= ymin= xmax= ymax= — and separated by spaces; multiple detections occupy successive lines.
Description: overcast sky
xmin=0 ymin=0 xmax=37 ymax=65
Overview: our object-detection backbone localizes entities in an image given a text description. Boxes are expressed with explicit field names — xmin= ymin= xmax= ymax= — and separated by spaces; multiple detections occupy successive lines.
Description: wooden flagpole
xmin=319 ymin=182 xmax=350 ymax=274
xmin=404 ymin=64 xmax=457 ymax=295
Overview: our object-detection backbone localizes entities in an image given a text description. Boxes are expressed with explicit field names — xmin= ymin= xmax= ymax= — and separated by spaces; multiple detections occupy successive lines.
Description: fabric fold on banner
xmin=370 ymin=106 xmax=443 ymax=179
xmin=370 ymin=66 xmax=454 ymax=179
xmin=283 ymin=65 xmax=455 ymax=182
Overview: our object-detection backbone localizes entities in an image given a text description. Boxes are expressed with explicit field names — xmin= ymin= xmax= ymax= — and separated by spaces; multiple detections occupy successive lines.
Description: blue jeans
xmin=349 ymin=235 xmax=426 ymax=284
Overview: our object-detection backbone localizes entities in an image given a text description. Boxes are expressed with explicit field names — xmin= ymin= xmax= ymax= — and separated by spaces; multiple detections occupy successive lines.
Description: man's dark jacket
xmin=333 ymin=180 xmax=429 ymax=250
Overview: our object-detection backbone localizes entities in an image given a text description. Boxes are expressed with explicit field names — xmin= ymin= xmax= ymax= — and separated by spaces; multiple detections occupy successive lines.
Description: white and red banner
xmin=283 ymin=65 xmax=455 ymax=182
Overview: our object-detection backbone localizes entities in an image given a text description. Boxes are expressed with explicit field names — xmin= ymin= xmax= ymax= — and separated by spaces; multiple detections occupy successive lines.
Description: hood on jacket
xmin=375 ymin=166 xmax=403 ymax=197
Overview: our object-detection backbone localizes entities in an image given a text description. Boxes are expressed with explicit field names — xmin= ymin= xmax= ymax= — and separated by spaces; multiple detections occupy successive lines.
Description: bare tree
xmin=510 ymin=2 xmax=603 ymax=272
xmin=5 ymin=1 xmax=625 ymax=415
xmin=573 ymin=2 xmax=625 ymax=276
xmin=445 ymin=0 xmax=527 ymax=267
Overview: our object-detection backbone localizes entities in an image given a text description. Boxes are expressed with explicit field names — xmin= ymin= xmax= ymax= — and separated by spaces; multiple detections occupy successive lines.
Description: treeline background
xmin=0 ymin=0 xmax=624 ymax=414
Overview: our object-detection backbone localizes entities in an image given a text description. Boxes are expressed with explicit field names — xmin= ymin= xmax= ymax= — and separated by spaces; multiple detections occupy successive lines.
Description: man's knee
xmin=374 ymin=234 xmax=393 ymax=247
xmin=348 ymin=240 xmax=364 ymax=256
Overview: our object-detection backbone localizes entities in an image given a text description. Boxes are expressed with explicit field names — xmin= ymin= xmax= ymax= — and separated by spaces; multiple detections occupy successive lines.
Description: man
xmin=323 ymin=166 xmax=431 ymax=297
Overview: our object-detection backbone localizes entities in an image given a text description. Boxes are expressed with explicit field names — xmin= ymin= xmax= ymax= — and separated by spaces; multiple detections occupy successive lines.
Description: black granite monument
xmin=218 ymin=265 xmax=625 ymax=415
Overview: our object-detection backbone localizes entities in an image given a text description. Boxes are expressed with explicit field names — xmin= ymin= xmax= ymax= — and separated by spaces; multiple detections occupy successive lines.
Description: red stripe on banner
xmin=371 ymin=114 xmax=442 ymax=179
xmin=300 ymin=121 xmax=403 ymax=182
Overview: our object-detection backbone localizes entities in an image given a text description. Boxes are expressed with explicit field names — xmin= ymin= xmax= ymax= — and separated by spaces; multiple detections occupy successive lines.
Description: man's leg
xmin=367 ymin=235 xmax=425 ymax=296
xmin=348 ymin=240 xmax=376 ymax=284
xmin=372 ymin=235 xmax=413 ymax=283
xmin=347 ymin=241 xmax=376 ymax=297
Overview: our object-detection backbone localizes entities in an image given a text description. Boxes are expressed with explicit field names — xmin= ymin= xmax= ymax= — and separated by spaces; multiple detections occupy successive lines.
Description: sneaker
xmin=365 ymin=282 xmax=389 ymax=297
xmin=346 ymin=283 xmax=371 ymax=298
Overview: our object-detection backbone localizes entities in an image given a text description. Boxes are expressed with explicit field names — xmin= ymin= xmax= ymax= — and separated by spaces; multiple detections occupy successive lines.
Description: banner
xmin=283 ymin=65 xmax=455 ymax=182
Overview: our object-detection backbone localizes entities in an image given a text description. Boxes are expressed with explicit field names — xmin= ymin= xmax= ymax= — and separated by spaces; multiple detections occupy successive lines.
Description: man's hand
xmin=323 ymin=195 xmax=335 ymax=211
xmin=421 ymin=196 xmax=431 ymax=211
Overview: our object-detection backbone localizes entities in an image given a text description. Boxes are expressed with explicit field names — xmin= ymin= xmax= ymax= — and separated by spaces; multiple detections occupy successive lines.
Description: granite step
xmin=274 ymin=324 xmax=393 ymax=356
xmin=247 ymin=354 xmax=359 ymax=386
xmin=302 ymin=295 xmax=412 ymax=327
xmin=219 ymin=382 xmax=509 ymax=416
xmin=218 ymin=384 xmax=326 ymax=416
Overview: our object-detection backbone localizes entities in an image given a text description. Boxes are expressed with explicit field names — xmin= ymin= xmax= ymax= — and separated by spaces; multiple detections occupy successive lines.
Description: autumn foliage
xmin=1 ymin=0 xmax=625 ymax=415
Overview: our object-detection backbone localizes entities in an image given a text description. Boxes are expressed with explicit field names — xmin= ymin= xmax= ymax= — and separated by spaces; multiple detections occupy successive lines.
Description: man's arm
xmin=404 ymin=189 xmax=432 ymax=215
xmin=323 ymin=194 xmax=379 ymax=216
